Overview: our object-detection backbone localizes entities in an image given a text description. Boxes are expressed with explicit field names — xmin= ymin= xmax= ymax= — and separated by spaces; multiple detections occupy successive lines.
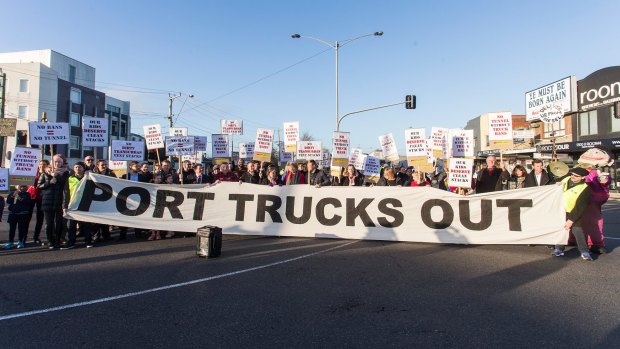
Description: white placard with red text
xmin=488 ymin=112 xmax=513 ymax=141
xmin=296 ymin=141 xmax=322 ymax=161
xmin=447 ymin=158 xmax=474 ymax=188
xmin=82 ymin=117 xmax=109 ymax=147
xmin=283 ymin=121 xmax=299 ymax=152
xmin=143 ymin=124 xmax=165 ymax=149
xmin=378 ymin=133 xmax=399 ymax=162
xmin=220 ymin=120 xmax=243 ymax=135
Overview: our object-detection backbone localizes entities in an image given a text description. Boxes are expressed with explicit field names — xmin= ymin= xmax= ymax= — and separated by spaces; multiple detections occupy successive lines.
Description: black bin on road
xmin=196 ymin=226 xmax=222 ymax=258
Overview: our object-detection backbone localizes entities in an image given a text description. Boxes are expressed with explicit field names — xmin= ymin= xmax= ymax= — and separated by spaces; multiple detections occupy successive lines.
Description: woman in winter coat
xmin=37 ymin=154 xmax=70 ymax=249
xmin=341 ymin=164 xmax=364 ymax=186
xmin=27 ymin=159 xmax=49 ymax=245
xmin=506 ymin=165 xmax=527 ymax=190
xmin=376 ymin=167 xmax=404 ymax=186
xmin=283 ymin=162 xmax=306 ymax=185
xmin=3 ymin=185 xmax=32 ymax=249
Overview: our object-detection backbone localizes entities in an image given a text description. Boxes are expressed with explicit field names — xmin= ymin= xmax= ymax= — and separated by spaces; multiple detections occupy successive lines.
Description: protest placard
xmin=165 ymin=136 xmax=195 ymax=156
xmin=82 ymin=116 xmax=109 ymax=147
xmin=405 ymin=128 xmax=427 ymax=167
xmin=363 ymin=156 xmax=381 ymax=183
xmin=239 ymin=142 xmax=255 ymax=159
xmin=9 ymin=147 xmax=40 ymax=176
xmin=193 ymin=136 xmax=207 ymax=152
xmin=488 ymin=112 xmax=513 ymax=142
xmin=29 ymin=122 xmax=70 ymax=145
xmin=430 ymin=127 xmax=448 ymax=159
xmin=296 ymin=141 xmax=322 ymax=161
xmin=211 ymin=134 xmax=230 ymax=158
xmin=379 ymin=133 xmax=399 ymax=162
xmin=332 ymin=131 xmax=350 ymax=167
xmin=283 ymin=121 xmax=299 ymax=152
xmin=279 ymin=142 xmax=293 ymax=163
xmin=143 ymin=124 xmax=165 ymax=150
xmin=111 ymin=140 xmax=145 ymax=161
xmin=447 ymin=158 xmax=474 ymax=188
xmin=0 ymin=168 xmax=8 ymax=191
xmin=450 ymin=129 xmax=474 ymax=158
xmin=169 ymin=127 xmax=188 ymax=137
xmin=253 ymin=128 xmax=274 ymax=162
xmin=0 ymin=118 xmax=17 ymax=137
xmin=220 ymin=120 xmax=243 ymax=135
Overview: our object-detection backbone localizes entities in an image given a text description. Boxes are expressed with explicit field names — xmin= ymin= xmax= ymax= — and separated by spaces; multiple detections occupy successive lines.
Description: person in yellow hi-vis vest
xmin=552 ymin=167 xmax=594 ymax=261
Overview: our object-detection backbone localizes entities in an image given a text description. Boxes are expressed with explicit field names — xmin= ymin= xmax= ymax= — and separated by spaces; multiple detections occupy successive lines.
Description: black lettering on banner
xmin=188 ymin=192 xmax=215 ymax=220
xmin=316 ymin=198 xmax=342 ymax=226
xmin=421 ymin=199 xmax=454 ymax=229
xmin=496 ymin=199 xmax=532 ymax=231
xmin=377 ymin=198 xmax=404 ymax=228
xmin=458 ymin=200 xmax=492 ymax=230
xmin=346 ymin=198 xmax=376 ymax=227
xmin=77 ymin=180 xmax=113 ymax=211
xmin=229 ymin=194 xmax=255 ymax=221
xmin=256 ymin=195 xmax=283 ymax=223
xmin=116 ymin=187 xmax=150 ymax=216
xmin=285 ymin=196 xmax=312 ymax=224
xmin=153 ymin=190 xmax=184 ymax=219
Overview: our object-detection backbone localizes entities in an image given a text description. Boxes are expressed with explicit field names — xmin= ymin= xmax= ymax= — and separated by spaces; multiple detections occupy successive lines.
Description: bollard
xmin=196 ymin=226 xmax=222 ymax=258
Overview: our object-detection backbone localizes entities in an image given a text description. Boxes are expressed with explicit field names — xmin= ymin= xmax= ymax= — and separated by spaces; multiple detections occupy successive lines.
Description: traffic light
xmin=405 ymin=95 xmax=416 ymax=109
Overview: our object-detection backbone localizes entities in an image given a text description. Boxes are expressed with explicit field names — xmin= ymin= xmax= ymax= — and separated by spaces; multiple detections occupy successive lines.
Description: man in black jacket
xmin=524 ymin=159 xmax=553 ymax=187
xmin=240 ymin=161 xmax=260 ymax=184
xmin=475 ymin=155 xmax=509 ymax=193
xmin=307 ymin=160 xmax=331 ymax=187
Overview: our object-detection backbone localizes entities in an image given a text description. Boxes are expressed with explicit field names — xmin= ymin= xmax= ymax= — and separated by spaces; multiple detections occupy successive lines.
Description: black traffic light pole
xmin=336 ymin=95 xmax=416 ymax=131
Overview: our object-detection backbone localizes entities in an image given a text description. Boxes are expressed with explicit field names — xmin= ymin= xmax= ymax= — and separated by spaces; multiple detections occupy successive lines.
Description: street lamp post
xmin=291 ymin=31 xmax=383 ymax=131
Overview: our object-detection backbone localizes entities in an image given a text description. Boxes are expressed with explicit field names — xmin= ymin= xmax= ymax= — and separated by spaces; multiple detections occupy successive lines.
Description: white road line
xmin=0 ymin=240 xmax=358 ymax=322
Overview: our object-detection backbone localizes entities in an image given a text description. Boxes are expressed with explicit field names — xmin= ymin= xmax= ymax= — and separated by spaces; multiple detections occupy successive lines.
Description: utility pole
xmin=0 ymin=69 xmax=6 ymax=167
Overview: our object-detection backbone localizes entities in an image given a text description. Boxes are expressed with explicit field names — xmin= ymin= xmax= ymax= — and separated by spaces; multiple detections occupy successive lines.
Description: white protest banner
xmin=68 ymin=173 xmax=567 ymax=245
xmin=0 ymin=168 xmax=8 ymax=191
xmin=193 ymin=136 xmax=207 ymax=152
xmin=448 ymin=158 xmax=474 ymax=188
xmin=430 ymin=127 xmax=448 ymax=159
xmin=165 ymin=136 xmax=195 ymax=156
xmin=239 ymin=142 xmax=255 ymax=159
xmin=450 ymin=129 xmax=474 ymax=158
xmin=211 ymin=134 xmax=230 ymax=158
xmin=9 ymin=147 xmax=41 ymax=176
xmin=488 ymin=112 xmax=513 ymax=141
xmin=108 ymin=160 xmax=127 ymax=170
xmin=525 ymin=76 xmax=576 ymax=121
xmin=111 ymin=140 xmax=145 ymax=161
xmin=82 ymin=117 xmax=109 ymax=147
xmin=279 ymin=142 xmax=293 ymax=163
xmin=29 ymin=122 xmax=70 ymax=145
xmin=283 ymin=121 xmax=299 ymax=152
xmin=143 ymin=124 xmax=165 ymax=150
xmin=363 ymin=156 xmax=381 ymax=183
xmin=296 ymin=141 xmax=322 ymax=161
xmin=170 ymin=127 xmax=188 ymax=137
xmin=378 ymin=133 xmax=399 ymax=162
xmin=220 ymin=120 xmax=243 ymax=135
xmin=332 ymin=131 xmax=350 ymax=167
xmin=181 ymin=154 xmax=198 ymax=163
xmin=254 ymin=128 xmax=274 ymax=162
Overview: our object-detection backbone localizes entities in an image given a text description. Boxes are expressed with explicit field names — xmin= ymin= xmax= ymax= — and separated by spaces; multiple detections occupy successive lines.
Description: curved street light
xmin=291 ymin=32 xmax=383 ymax=131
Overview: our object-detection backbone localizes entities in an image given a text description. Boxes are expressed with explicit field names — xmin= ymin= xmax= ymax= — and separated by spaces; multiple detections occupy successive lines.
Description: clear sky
xmin=3 ymin=0 xmax=620 ymax=154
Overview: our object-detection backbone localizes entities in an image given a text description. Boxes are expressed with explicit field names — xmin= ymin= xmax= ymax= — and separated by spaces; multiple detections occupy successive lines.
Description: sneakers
xmin=3 ymin=242 xmax=14 ymax=249
xmin=34 ymin=239 xmax=42 ymax=245
xmin=581 ymin=252 xmax=594 ymax=261
xmin=60 ymin=244 xmax=75 ymax=250
xmin=552 ymin=248 xmax=564 ymax=257
xmin=16 ymin=241 xmax=25 ymax=249
xmin=86 ymin=243 xmax=94 ymax=248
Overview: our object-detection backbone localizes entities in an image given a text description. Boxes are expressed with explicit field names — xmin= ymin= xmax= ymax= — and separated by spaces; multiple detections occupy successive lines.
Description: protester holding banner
xmin=475 ymin=155 xmax=509 ymax=193
xmin=84 ymin=156 xmax=96 ymax=172
xmin=179 ymin=160 xmax=196 ymax=184
xmin=240 ymin=161 xmax=260 ymax=184
xmin=410 ymin=171 xmax=431 ymax=187
xmin=38 ymin=154 xmax=70 ymax=249
xmin=154 ymin=160 xmax=179 ymax=184
xmin=553 ymin=167 xmax=593 ymax=261
xmin=235 ymin=159 xmax=246 ymax=178
xmin=193 ymin=164 xmax=208 ymax=184
xmin=376 ymin=167 xmax=402 ymax=187
xmin=506 ymin=165 xmax=527 ymax=190
xmin=283 ymin=162 xmax=305 ymax=185
xmin=140 ymin=162 xmax=154 ymax=183
xmin=214 ymin=163 xmax=239 ymax=182
xmin=3 ymin=185 xmax=32 ymax=249
xmin=262 ymin=166 xmax=283 ymax=187
xmin=94 ymin=160 xmax=117 ymax=178
xmin=307 ymin=160 xmax=331 ymax=187
xmin=65 ymin=162 xmax=88 ymax=249
xmin=26 ymin=159 xmax=49 ymax=245
xmin=396 ymin=167 xmax=411 ymax=187
xmin=341 ymin=164 xmax=364 ymax=186
xmin=116 ymin=161 xmax=150 ymax=241
xmin=524 ymin=159 xmax=553 ymax=187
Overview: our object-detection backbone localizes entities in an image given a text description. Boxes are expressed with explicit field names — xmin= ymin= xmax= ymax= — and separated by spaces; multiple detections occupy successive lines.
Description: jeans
xmin=555 ymin=225 xmax=589 ymax=253
xmin=8 ymin=214 xmax=30 ymax=243
xmin=44 ymin=209 xmax=65 ymax=247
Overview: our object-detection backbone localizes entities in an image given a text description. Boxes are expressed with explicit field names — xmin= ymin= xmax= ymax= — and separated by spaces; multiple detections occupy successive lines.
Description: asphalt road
xmin=0 ymin=200 xmax=619 ymax=348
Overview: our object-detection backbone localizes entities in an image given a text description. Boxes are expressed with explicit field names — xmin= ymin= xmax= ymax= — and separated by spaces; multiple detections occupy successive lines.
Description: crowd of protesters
xmin=0 ymin=153 xmax=610 ymax=261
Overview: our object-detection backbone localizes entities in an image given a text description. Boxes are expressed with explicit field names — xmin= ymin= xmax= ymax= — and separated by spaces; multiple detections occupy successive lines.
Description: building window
xmin=19 ymin=79 xmax=29 ymax=93
xmin=16 ymin=130 xmax=28 ymax=146
xmin=70 ymin=136 xmax=80 ymax=150
xmin=611 ymin=106 xmax=620 ymax=133
xmin=112 ymin=118 xmax=118 ymax=135
xmin=18 ymin=105 xmax=28 ymax=118
xmin=70 ymin=112 xmax=80 ymax=127
xmin=69 ymin=65 xmax=76 ymax=83
xmin=120 ymin=121 xmax=127 ymax=137
xmin=543 ymin=118 xmax=566 ymax=138
xmin=579 ymin=110 xmax=598 ymax=136
xmin=70 ymin=88 xmax=81 ymax=104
